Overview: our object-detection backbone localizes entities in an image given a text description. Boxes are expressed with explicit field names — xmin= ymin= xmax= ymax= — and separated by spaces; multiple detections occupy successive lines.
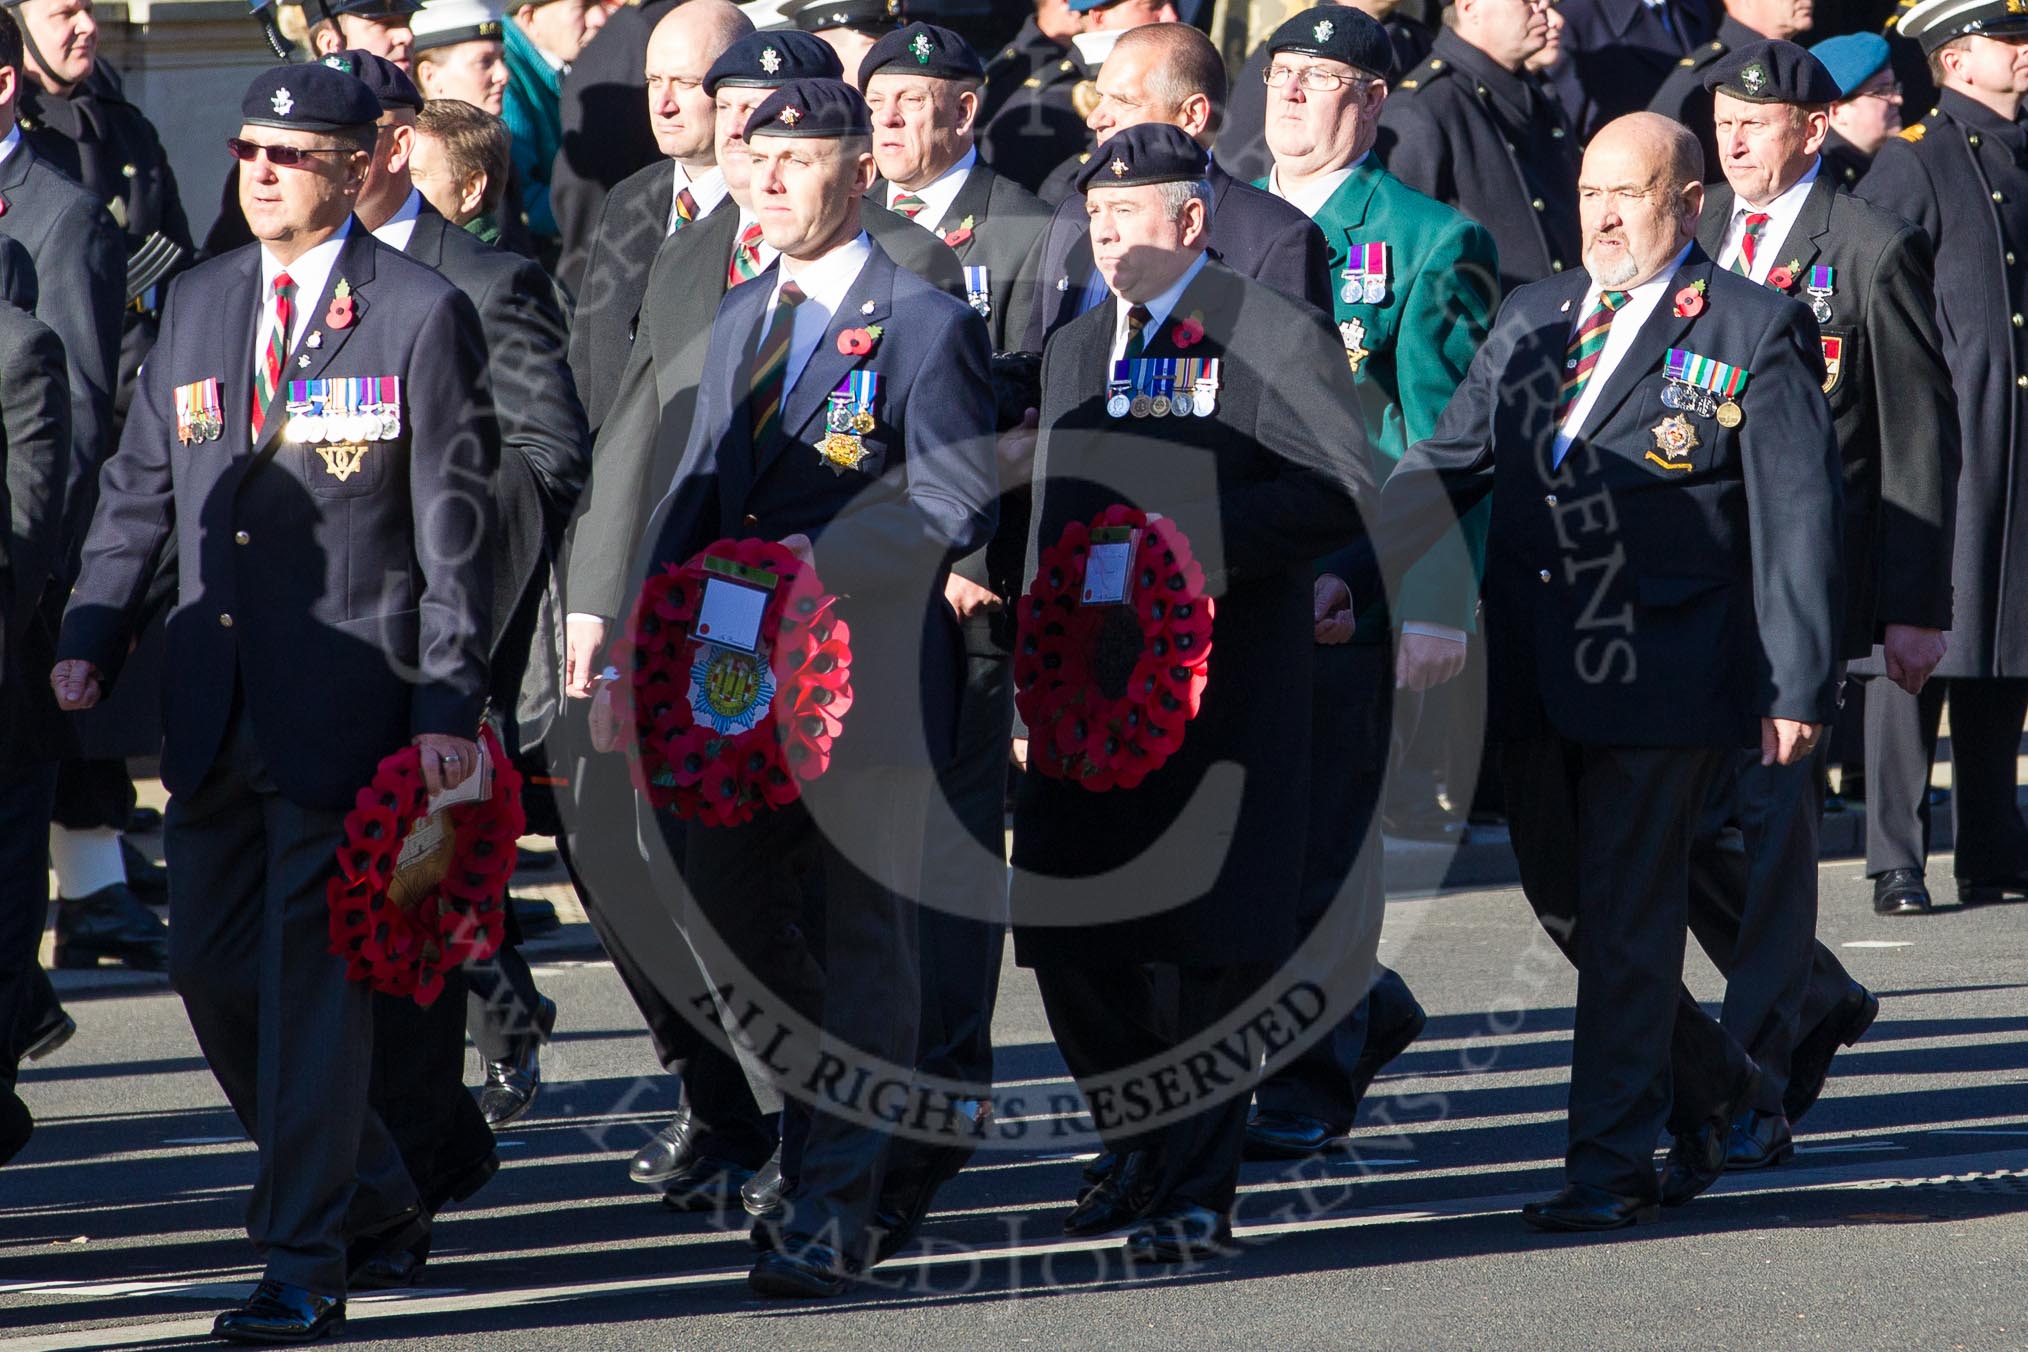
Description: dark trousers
xmin=1503 ymin=735 xmax=1735 ymax=1198
xmin=165 ymin=708 xmax=415 ymax=1295
xmin=559 ymin=718 xmax=773 ymax=1167
xmin=369 ymin=971 xmax=495 ymax=1199
xmin=1035 ymin=958 xmax=1271 ymax=1215
xmin=465 ymin=945 xmax=545 ymax=1063
xmin=1865 ymin=676 xmax=2028 ymax=880
xmin=914 ymin=652 xmax=1012 ymax=1092
xmin=0 ymin=765 xmax=58 ymax=1093
xmin=50 ymin=755 xmax=135 ymax=833
xmin=1687 ymin=744 xmax=1852 ymax=1113
xmin=676 ymin=765 xmax=928 ymax=1244
xmin=1255 ymin=640 xmax=1392 ymax=1128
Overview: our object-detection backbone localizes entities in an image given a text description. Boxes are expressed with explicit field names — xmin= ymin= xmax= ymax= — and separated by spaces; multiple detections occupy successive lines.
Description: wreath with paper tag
xmin=613 ymin=538 xmax=853 ymax=828
xmin=324 ymin=726 xmax=524 ymax=1005
xmin=1013 ymin=506 xmax=1214 ymax=791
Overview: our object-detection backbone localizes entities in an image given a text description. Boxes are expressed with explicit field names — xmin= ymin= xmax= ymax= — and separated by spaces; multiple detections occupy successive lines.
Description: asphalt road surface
xmin=5 ymin=852 xmax=2027 ymax=1351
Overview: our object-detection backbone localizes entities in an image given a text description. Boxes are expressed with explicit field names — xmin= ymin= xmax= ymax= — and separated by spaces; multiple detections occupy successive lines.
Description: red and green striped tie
xmin=251 ymin=271 xmax=293 ymax=440
xmin=891 ymin=192 xmax=927 ymax=220
xmin=1555 ymin=289 xmax=1628 ymax=424
xmin=748 ymin=280 xmax=806 ymax=448
xmin=729 ymin=222 xmax=766 ymax=285
xmin=1732 ymin=212 xmax=1769 ymax=276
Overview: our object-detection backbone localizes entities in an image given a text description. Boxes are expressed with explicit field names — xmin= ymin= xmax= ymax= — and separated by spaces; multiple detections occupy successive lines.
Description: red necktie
xmin=1733 ymin=212 xmax=1769 ymax=276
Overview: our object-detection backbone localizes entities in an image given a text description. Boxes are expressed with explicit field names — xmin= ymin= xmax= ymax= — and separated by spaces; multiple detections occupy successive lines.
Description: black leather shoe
xmin=1957 ymin=872 xmax=2028 ymax=906
xmin=630 ymin=1112 xmax=702 ymax=1186
xmin=121 ymin=837 xmax=169 ymax=901
xmin=352 ymin=1232 xmax=428 ymax=1290
xmin=1724 ymin=1108 xmax=1795 ymax=1170
xmin=212 ymin=1280 xmax=345 ymax=1344
xmin=869 ymin=1122 xmax=984 ymax=1263
xmin=346 ymin=1208 xmax=428 ymax=1290
xmin=1873 ymin=868 xmax=1932 ymax=916
xmin=1 ymin=1090 xmax=30 ymax=1167
xmin=1659 ymin=1117 xmax=1729 ymax=1207
xmin=1349 ymin=981 xmax=1429 ymax=1103
xmin=1784 ymin=984 xmax=1879 ymax=1124
xmin=748 ymin=1241 xmax=850 ymax=1299
xmin=661 ymin=1157 xmax=757 ymax=1213
xmin=1063 ymin=1148 xmax=1157 ymax=1237
xmin=1521 ymin=1183 xmax=1660 ymax=1232
xmin=52 ymin=884 xmax=168 ymax=970
xmin=479 ymin=996 xmax=555 ymax=1126
xmin=1242 ymin=1109 xmax=1343 ymax=1161
xmin=1124 ymin=1203 xmax=1234 ymax=1264
xmin=740 ymin=1150 xmax=788 ymax=1220
xmin=19 ymin=1005 xmax=75 ymax=1063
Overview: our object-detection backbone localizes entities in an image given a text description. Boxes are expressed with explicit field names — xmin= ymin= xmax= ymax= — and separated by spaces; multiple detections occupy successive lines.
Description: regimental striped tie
xmin=748 ymin=280 xmax=807 ymax=449
xmin=891 ymin=192 xmax=927 ymax=220
xmin=673 ymin=186 xmax=699 ymax=232
xmin=1554 ymin=289 xmax=1627 ymax=425
xmin=251 ymin=271 xmax=293 ymax=440
xmin=1732 ymin=211 xmax=1769 ymax=276
xmin=729 ymin=222 xmax=766 ymax=285
xmin=1122 ymin=303 xmax=1152 ymax=360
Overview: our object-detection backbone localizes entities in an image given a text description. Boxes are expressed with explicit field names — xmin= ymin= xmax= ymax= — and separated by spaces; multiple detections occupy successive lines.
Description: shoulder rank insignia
xmin=1899 ymin=121 xmax=1928 ymax=143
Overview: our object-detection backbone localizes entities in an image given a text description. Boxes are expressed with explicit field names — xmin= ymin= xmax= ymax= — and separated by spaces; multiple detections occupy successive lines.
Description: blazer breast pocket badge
xmin=818 ymin=370 xmax=879 ymax=474
xmin=174 ymin=377 xmax=224 ymax=444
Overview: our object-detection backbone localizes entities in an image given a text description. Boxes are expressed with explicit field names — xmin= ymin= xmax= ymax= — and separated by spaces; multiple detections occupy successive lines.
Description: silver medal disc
xmin=1106 ymin=393 xmax=1131 ymax=418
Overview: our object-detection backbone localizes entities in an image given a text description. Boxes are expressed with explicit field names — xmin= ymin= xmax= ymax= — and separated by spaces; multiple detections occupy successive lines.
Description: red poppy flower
xmin=326 ymin=297 xmax=355 ymax=331
xmin=1673 ymin=286 xmax=1705 ymax=318
xmin=943 ymin=226 xmax=973 ymax=249
xmin=1172 ymin=316 xmax=1204 ymax=349
xmin=1765 ymin=266 xmax=1795 ymax=291
xmin=837 ymin=328 xmax=876 ymax=356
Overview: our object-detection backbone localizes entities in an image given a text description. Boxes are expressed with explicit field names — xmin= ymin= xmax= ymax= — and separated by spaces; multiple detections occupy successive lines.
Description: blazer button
xmin=2017 ymin=374 xmax=2027 ymax=388
xmin=1551 ymin=260 xmax=1564 ymax=272
xmin=1531 ymin=198 xmax=1546 ymax=211
xmin=1996 ymin=191 xmax=2007 ymax=203
xmin=1971 ymin=133 xmax=1983 ymax=147
xmin=219 ymin=613 xmax=234 ymax=628
xmin=2009 ymin=252 xmax=2018 ymax=265
xmin=235 ymin=530 xmax=250 ymax=545
xmin=1538 ymin=569 xmax=1551 ymax=583
xmin=1545 ymin=494 xmax=1558 ymax=506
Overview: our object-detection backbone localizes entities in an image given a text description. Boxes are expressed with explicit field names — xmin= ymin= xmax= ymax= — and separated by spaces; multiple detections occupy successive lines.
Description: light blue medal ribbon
xmin=963 ymin=265 xmax=991 ymax=318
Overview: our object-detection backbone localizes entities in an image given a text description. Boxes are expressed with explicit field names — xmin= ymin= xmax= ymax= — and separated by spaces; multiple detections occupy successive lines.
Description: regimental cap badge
xmin=780 ymin=104 xmax=802 ymax=126
xmin=1315 ymin=18 xmax=1335 ymax=42
xmin=1740 ymin=61 xmax=1767 ymax=94
xmin=272 ymin=87 xmax=295 ymax=117
xmin=1110 ymin=156 xmax=1129 ymax=178
xmin=911 ymin=31 xmax=934 ymax=63
xmin=760 ymin=46 xmax=782 ymax=74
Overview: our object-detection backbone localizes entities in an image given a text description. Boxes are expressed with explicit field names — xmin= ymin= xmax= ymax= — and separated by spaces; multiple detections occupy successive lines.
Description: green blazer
xmin=1263 ymin=155 xmax=1498 ymax=633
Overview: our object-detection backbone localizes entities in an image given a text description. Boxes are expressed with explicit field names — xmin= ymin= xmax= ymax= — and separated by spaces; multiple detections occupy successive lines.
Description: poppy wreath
xmin=1013 ymin=506 xmax=1214 ymax=791
xmin=612 ymin=537 xmax=853 ymax=828
xmin=325 ymin=725 xmax=525 ymax=1005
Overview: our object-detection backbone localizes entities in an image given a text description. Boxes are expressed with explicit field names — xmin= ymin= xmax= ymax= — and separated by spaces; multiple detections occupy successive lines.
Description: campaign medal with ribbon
xmin=1662 ymin=347 xmax=1750 ymax=427
xmin=1192 ymin=357 xmax=1221 ymax=418
xmin=818 ymin=370 xmax=879 ymax=473
xmin=963 ymin=265 xmax=991 ymax=321
xmin=1150 ymin=358 xmax=1175 ymax=418
xmin=175 ymin=378 xmax=225 ymax=444
xmin=1805 ymin=265 xmax=1835 ymax=325
xmin=1340 ymin=242 xmax=1389 ymax=306
xmin=1106 ymin=359 xmax=1132 ymax=418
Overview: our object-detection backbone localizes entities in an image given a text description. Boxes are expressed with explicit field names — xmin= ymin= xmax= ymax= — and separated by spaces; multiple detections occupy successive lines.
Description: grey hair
xmin=1157 ymin=177 xmax=1215 ymax=226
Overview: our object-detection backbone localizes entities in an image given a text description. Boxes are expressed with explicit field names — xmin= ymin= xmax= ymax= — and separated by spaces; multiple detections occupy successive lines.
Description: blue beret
xmin=241 ymin=62 xmax=383 ymax=134
xmin=858 ymin=21 xmax=984 ymax=86
xmin=322 ymin=49 xmax=423 ymax=112
xmin=1703 ymin=39 xmax=1843 ymax=105
xmin=1809 ymin=33 xmax=1892 ymax=97
xmin=705 ymin=30 xmax=844 ymax=96
xmin=1075 ymin=122 xmax=1210 ymax=193
xmin=1067 ymin=0 xmax=1118 ymax=12
xmin=1267 ymin=4 xmax=1394 ymax=79
xmin=745 ymin=78 xmax=874 ymax=140
xmin=790 ymin=0 xmax=903 ymax=34
xmin=1895 ymin=0 xmax=2028 ymax=52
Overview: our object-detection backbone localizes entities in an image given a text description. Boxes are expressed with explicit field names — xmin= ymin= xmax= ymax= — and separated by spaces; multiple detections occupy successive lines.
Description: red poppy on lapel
xmin=1172 ymin=316 xmax=1204 ymax=349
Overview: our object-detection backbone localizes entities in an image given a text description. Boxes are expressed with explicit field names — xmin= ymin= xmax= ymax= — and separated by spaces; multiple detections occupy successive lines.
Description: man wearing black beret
xmin=615 ymin=75 xmax=997 ymax=1299
xmin=1855 ymin=0 xmax=2028 ymax=924
xmin=1011 ymin=121 xmax=1374 ymax=1265
xmin=52 ymin=60 xmax=500 ymax=1342
xmin=1666 ymin=37 xmax=1951 ymax=1183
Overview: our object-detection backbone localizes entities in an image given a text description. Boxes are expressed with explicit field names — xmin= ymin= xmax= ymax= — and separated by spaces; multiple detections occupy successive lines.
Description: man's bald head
xmin=1578 ymin=113 xmax=1705 ymax=287
xmin=1091 ymin=22 xmax=1227 ymax=146
xmin=646 ymin=0 xmax=752 ymax=164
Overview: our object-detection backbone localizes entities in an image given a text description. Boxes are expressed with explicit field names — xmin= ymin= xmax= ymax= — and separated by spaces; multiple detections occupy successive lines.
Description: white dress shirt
xmin=1109 ymin=252 xmax=1207 ymax=363
xmin=1715 ymin=160 xmax=1819 ymax=284
xmin=257 ymin=218 xmax=352 ymax=364
xmin=1266 ymin=155 xmax=1364 ymax=219
xmin=768 ymin=231 xmax=874 ymax=397
xmin=1553 ymin=242 xmax=1693 ymax=467
xmin=667 ymin=163 xmax=729 ymax=235
xmin=370 ymin=188 xmax=425 ymax=252
xmin=889 ymin=147 xmax=976 ymax=232
xmin=0 ymin=125 xmax=22 ymax=171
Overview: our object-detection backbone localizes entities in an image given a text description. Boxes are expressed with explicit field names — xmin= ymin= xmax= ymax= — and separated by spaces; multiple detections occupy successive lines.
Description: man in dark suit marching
xmin=51 ymin=63 xmax=498 ymax=1341
xmin=1019 ymin=22 xmax=1332 ymax=351
xmin=604 ymin=76 xmax=998 ymax=1298
xmin=1855 ymin=0 xmax=2028 ymax=917
xmin=1011 ymin=122 xmax=1375 ymax=1264
xmin=1376 ymin=112 xmax=1843 ymax=1231
xmin=1684 ymin=39 xmax=1952 ymax=1169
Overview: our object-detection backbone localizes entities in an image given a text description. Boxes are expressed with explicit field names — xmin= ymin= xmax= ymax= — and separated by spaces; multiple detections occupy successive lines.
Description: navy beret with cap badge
xmin=704 ymin=30 xmax=844 ymax=97
xmin=1074 ymin=122 xmax=1211 ymax=194
xmin=241 ymin=62 xmax=383 ymax=135
xmin=1266 ymin=3 xmax=1395 ymax=80
xmin=1702 ymin=38 xmax=1844 ymax=105
xmin=322 ymin=48 xmax=424 ymax=112
xmin=856 ymin=21 xmax=984 ymax=88
xmin=316 ymin=0 xmax=423 ymax=18
xmin=745 ymin=78 xmax=875 ymax=141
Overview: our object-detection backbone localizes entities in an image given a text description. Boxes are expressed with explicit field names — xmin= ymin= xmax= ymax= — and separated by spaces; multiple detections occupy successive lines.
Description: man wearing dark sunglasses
xmin=52 ymin=60 xmax=499 ymax=1346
